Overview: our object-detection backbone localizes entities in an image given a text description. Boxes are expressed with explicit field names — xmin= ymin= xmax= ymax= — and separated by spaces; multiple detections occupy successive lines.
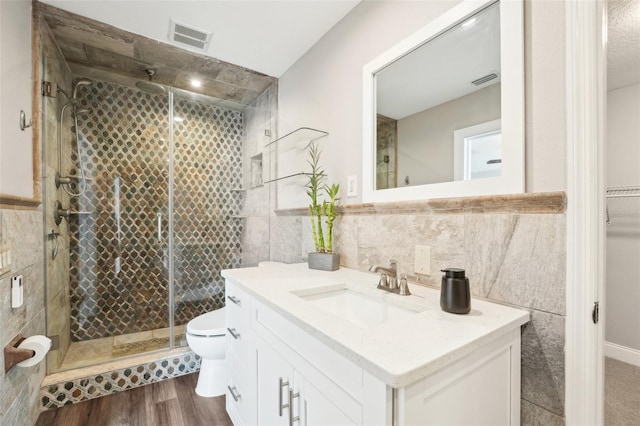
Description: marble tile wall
xmin=269 ymin=196 xmax=566 ymax=424
xmin=241 ymin=84 xmax=276 ymax=266
xmin=40 ymin=16 xmax=73 ymax=373
xmin=0 ymin=208 xmax=46 ymax=425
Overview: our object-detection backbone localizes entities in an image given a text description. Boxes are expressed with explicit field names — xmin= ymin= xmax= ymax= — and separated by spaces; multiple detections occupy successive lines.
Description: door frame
xmin=565 ymin=0 xmax=607 ymax=424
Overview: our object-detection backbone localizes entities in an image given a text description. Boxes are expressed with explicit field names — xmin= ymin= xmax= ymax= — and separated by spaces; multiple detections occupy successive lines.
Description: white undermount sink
xmin=292 ymin=283 xmax=424 ymax=328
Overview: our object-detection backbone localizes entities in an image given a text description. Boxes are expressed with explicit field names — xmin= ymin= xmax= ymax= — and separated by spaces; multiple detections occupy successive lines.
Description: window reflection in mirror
xmin=375 ymin=1 xmax=501 ymax=189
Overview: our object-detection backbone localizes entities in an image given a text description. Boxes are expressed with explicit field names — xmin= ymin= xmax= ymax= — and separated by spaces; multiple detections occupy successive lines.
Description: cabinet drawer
xmin=226 ymin=281 xmax=250 ymax=326
xmin=226 ymin=351 xmax=254 ymax=426
xmin=227 ymin=319 xmax=252 ymax=368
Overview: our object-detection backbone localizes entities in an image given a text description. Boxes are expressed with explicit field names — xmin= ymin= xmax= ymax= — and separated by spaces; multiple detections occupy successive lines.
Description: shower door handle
xmin=156 ymin=213 xmax=163 ymax=244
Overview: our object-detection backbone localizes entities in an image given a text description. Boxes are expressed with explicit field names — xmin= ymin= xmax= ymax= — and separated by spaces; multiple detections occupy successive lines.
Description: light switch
xmin=347 ymin=175 xmax=357 ymax=197
xmin=415 ymin=245 xmax=431 ymax=275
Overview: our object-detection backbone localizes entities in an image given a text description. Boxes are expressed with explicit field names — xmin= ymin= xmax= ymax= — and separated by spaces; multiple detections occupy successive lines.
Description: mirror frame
xmin=362 ymin=0 xmax=524 ymax=203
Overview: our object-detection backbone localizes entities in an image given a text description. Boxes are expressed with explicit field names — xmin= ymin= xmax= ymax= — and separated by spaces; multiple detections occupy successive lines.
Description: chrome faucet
xmin=369 ymin=259 xmax=411 ymax=295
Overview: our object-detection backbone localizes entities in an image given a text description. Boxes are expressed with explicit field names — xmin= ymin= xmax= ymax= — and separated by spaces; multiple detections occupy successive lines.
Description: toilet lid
xmin=187 ymin=307 xmax=226 ymax=336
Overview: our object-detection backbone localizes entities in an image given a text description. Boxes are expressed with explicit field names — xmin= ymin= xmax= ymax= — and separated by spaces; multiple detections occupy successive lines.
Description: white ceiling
xmin=608 ymin=0 xmax=640 ymax=90
xmin=40 ymin=0 xmax=360 ymax=77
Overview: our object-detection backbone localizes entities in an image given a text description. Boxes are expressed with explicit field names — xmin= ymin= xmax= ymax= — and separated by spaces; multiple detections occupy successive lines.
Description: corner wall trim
xmin=564 ymin=0 xmax=607 ymax=424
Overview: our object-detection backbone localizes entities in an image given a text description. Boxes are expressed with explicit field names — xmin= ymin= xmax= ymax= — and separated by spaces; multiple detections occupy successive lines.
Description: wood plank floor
xmin=35 ymin=373 xmax=233 ymax=426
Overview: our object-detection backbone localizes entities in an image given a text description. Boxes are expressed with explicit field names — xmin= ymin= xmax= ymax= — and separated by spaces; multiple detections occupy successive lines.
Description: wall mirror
xmin=362 ymin=0 xmax=523 ymax=203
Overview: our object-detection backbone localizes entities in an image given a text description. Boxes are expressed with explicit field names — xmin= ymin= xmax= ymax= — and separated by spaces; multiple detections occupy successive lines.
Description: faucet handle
xmin=398 ymin=273 xmax=411 ymax=296
xmin=377 ymin=273 xmax=389 ymax=289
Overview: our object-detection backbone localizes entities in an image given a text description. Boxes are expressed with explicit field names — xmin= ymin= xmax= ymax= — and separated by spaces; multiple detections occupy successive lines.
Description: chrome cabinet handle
xmin=228 ymin=295 xmax=241 ymax=306
xmin=288 ymin=389 xmax=300 ymax=425
xmin=279 ymin=377 xmax=289 ymax=416
xmin=228 ymin=385 xmax=241 ymax=402
xmin=227 ymin=327 xmax=240 ymax=340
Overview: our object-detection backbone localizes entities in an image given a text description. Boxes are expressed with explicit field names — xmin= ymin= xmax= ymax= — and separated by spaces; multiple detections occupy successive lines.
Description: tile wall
xmin=241 ymin=84 xmax=277 ymax=266
xmin=40 ymin=15 xmax=73 ymax=373
xmin=0 ymin=208 xmax=46 ymax=425
xmin=270 ymin=194 xmax=566 ymax=424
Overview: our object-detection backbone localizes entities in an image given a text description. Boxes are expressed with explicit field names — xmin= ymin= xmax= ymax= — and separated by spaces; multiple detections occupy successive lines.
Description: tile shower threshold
xmin=43 ymin=346 xmax=191 ymax=387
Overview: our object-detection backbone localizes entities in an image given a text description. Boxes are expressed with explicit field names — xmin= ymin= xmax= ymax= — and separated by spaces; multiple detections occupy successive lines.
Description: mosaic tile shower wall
xmin=67 ymin=80 xmax=243 ymax=341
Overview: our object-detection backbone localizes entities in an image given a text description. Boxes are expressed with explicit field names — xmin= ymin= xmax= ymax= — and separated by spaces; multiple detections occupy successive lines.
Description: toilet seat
xmin=187 ymin=307 xmax=226 ymax=337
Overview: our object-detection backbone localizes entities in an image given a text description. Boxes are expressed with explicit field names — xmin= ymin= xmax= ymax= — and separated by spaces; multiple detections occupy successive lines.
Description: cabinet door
xmin=302 ymin=379 xmax=358 ymax=426
xmin=257 ymin=338 xmax=295 ymax=426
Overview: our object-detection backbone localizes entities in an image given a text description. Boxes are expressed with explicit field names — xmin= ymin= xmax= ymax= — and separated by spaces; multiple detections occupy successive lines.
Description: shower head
xmin=135 ymin=69 xmax=166 ymax=95
xmin=72 ymin=78 xmax=93 ymax=98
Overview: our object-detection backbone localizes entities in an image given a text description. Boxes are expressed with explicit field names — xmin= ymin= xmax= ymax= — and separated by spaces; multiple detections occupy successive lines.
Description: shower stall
xmin=40 ymin=10 xmax=275 ymax=373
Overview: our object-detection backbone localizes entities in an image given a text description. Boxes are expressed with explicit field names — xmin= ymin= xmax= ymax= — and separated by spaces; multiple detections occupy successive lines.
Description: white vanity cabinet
xmin=223 ymin=270 xmax=526 ymax=426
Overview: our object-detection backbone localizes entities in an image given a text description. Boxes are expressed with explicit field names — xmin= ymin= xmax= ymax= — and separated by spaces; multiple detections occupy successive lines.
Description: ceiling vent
xmin=471 ymin=72 xmax=499 ymax=86
xmin=168 ymin=19 xmax=212 ymax=51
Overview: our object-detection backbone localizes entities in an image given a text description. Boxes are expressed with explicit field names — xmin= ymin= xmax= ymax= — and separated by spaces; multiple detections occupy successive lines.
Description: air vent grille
xmin=169 ymin=20 xmax=212 ymax=51
xmin=471 ymin=73 xmax=499 ymax=86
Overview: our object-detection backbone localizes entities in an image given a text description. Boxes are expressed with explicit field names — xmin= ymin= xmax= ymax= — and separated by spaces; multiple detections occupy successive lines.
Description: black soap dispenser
xmin=440 ymin=268 xmax=471 ymax=314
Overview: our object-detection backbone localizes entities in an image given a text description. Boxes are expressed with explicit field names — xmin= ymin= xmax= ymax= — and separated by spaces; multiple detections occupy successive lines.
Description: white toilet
xmin=186 ymin=307 xmax=226 ymax=397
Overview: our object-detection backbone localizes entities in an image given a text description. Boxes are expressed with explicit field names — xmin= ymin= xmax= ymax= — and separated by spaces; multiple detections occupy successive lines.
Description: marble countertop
xmin=221 ymin=262 xmax=530 ymax=388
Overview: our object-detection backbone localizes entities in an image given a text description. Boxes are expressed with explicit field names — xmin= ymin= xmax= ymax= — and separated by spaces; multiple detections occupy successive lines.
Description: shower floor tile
xmin=153 ymin=325 xmax=185 ymax=339
xmin=58 ymin=327 xmax=189 ymax=372
xmin=113 ymin=331 xmax=153 ymax=346
xmin=60 ymin=337 xmax=113 ymax=370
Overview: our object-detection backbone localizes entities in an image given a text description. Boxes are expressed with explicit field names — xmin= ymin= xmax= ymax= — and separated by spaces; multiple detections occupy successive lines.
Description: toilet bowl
xmin=186 ymin=307 xmax=226 ymax=397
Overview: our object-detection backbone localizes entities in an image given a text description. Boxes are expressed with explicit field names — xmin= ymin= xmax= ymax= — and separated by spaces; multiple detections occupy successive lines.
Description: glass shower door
xmin=46 ymin=78 xmax=173 ymax=372
xmin=170 ymin=89 xmax=245 ymax=345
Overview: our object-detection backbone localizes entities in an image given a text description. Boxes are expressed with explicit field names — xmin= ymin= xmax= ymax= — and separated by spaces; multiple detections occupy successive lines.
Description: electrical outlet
xmin=414 ymin=245 xmax=431 ymax=275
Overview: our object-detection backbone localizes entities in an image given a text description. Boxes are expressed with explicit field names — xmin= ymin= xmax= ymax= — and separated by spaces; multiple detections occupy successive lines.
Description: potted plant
xmin=306 ymin=142 xmax=340 ymax=271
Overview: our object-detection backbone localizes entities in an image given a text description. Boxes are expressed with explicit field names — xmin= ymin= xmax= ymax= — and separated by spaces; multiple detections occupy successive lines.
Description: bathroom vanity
xmin=222 ymin=263 xmax=529 ymax=425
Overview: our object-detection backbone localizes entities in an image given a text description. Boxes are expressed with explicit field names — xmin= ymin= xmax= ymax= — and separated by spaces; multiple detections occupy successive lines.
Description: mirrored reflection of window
xmin=465 ymin=130 xmax=502 ymax=180
xmin=453 ymin=118 xmax=501 ymax=181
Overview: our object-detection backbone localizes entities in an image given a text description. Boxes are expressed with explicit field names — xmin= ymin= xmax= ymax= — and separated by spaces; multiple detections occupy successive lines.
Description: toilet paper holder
xmin=4 ymin=335 xmax=36 ymax=372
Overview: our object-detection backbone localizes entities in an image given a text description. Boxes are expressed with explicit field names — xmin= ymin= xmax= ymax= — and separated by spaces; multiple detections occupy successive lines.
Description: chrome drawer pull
xmin=228 ymin=385 xmax=241 ymax=402
xmin=289 ymin=389 xmax=300 ymax=425
xmin=227 ymin=327 xmax=240 ymax=340
xmin=228 ymin=295 xmax=241 ymax=306
xmin=279 ymin=377 xmax=289 ymax=416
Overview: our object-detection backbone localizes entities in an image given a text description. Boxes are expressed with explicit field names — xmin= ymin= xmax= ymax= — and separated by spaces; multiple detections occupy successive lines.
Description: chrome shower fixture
xmin=73 ymin=108 xmax=93 ymax=117
xmin=72 ymin=78 xmax=93 ymax=98
xmin=135 ymin=69 xmax=166 ymax=95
